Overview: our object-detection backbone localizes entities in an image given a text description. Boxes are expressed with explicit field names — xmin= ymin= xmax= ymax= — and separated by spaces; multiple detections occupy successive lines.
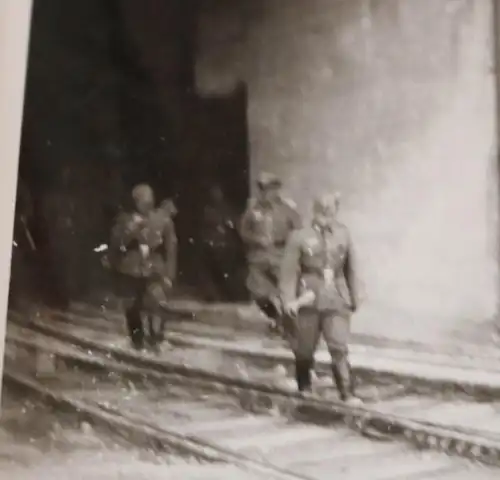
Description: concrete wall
xmin=196 ymin=0 xmax=499 ymax=342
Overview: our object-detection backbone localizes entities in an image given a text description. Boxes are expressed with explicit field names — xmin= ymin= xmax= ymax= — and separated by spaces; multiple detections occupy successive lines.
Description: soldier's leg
xmin=289 ymin=308 xmax=321 ymax=393
xmin=152 ymin=315 xmax=164 ymax=344
xmin=145 ymin=314 xmax=163 ymax=353
xmin=146 ymin=309 xmax=165 ymax=349
xmin=321 ymin=310 xmax=359 ymax=403
xmin=210 ymin=248 xmax=235 ymax=302
xmin=247 ymin=262 xmax=283 ymax=330
xmin=267 ymin=263 xmax=286 ymax=333
xmin=255 ymin=298 xmax=281 ymax=321
xmin=125 ymin=306 xmax=142 ymax=349
xmin=125 ymin=279 xmax=147 ymax=350
xmin=201 ymin=247 xmax=221 ymax=302
xmin=144 ymin=314 xmax=154 ymax=346
xmin=142 ymin=280 xmax=166 ymax=350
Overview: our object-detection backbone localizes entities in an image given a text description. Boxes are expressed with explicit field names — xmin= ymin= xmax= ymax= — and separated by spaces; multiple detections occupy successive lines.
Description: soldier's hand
xmin=126 ymin=216 xmax=144 ymax=233
xmin=350 ymin=297 xmax=360 ymax=313
xmin=259 ymin=237 xmax=273 ymax=248
xmin=162 ymin=277 xmax=173 ymax=290
xmin=137 ymin=228 xmax=150 ymax=244
xmin=100 ymin=254 xmax=110 ymax=269
xmin=284 ymin=301 xmax=299 ymax=318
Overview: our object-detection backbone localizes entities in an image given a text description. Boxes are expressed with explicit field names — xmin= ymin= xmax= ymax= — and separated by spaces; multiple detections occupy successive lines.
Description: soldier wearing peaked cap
xmin=108 ymin=184 xmax=177 ymax=352
xmin=279 ymin=192 xmax=362 ymax=404
xmin=240 ymin=172 xmax=302 ymax=335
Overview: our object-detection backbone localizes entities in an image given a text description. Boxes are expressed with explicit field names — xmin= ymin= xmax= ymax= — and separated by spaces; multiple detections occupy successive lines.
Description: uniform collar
xmin=312 ymin=222 xmax=333 ymax=234
xmin=257 ymin=199 xmax=275 ymax=210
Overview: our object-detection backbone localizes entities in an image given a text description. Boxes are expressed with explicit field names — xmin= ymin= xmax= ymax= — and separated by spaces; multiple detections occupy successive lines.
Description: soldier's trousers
xmin=114 ymin=274 xmax=164 ymax=350
xmin=246 ymin=261 xmax=282 ymax=325
xmin=202 ymin=245 xmax=241 ymax=302
xmin=284 ymin=308 xmax=354 ymax=399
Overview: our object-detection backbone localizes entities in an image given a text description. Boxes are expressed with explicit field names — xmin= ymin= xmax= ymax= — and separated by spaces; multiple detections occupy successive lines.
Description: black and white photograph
xmin=1 ymin=0 xmax=500 ymax=478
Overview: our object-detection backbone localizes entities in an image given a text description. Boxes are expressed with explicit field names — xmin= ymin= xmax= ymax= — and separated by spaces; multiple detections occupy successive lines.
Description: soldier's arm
xmin=163 ymin=219 xmax=178 ymax=282
xmin=343 ymin=231 xmax=360 ymax=311
xmin=226 ymin=205 xmax=240 ymax=232
xmin=279 ymin=230 xmax=303 ymax=304
xmin=110 ymin=214 xmax=127 ymax=248
xmin=110 ymin=213 xmax=142 ymax=249
xmin=289 ymin=205 xmax=302 ymax=230
xmin=239 ymin=208 xmax=266 ymax=247
xmin=280 ymin=197 xmax=302 ymax=231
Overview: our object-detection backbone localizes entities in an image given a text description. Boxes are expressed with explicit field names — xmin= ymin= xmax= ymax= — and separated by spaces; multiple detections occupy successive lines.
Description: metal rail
xmin=10 ymin=309 xmax=500 ymax=400
xmin=5 ymin=323 xmax=500 ymax=469
xmin=3 ymin=332 xmax=492 ymax=479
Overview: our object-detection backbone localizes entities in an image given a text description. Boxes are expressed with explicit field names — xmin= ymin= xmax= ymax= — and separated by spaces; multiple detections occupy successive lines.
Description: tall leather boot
xmin=332 ymin=362 xmax=362 ymax=405
xmin=349 ymin=365 xmax=357 ymax=396
xmin=258 ymin=297 xmax=284 ymax=337
xmin=295 ymin=359 xmax=312 ymax=393
xmin=149 ymin=315 xmax=164 ymax=353
xmin=126 ymin=307 xmax=144 ymax=351
xmin=332 ymin=364 xmax=349 ymax=401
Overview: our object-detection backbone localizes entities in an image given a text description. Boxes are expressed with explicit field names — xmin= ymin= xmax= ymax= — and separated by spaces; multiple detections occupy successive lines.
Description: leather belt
xmin=301 ymin=267 xmax=325 ymax=276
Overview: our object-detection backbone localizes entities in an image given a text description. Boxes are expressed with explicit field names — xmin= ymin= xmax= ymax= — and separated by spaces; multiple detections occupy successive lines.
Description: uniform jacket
xmin=280 ymin=222 xmax=359 ymax=312
xmin=239 ymin=196 xmax=302 ymax=264
xmin=201 ymin=202 xmax=239 ymax=250
xmin=42 ymin=190 xmax=76 ymax=238
xmin=109 ymin=208 xmax=177 ymax=280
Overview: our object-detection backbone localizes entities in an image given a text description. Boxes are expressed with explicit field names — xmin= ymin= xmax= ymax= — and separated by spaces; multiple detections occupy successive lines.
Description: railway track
xmin=3 ymin=315 xmax=500 ymax=478
xmin=32 ymin=305 xmax=500 ymax=388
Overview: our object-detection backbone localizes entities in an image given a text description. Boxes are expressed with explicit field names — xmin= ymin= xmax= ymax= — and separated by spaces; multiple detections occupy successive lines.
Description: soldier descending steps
xmin=239 ymin=172 xmax=302 ymax=337
xmin=279 ymin=193 xmax=362 ymax=405
xmin=107 ymin=184 xmax=177 ymax=352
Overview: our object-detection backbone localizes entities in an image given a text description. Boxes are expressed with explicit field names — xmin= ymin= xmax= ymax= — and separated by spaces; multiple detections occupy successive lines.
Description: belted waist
xmin=250 ymin=240 xmax=287 ymax=252
xmin=127 ymin=240 xmax=163 ymax=255
xmin=301 ymin=266 xmax=331 ymax=276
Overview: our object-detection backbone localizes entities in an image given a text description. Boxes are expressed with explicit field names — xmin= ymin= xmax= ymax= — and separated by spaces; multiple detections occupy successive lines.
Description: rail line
xmin=19 ymin=307 xmax=500 ymax=399
xmin=4 ymin=318 xmax=500 ymax=478
xmin=6 ymin=329 xmax=499 ymax=480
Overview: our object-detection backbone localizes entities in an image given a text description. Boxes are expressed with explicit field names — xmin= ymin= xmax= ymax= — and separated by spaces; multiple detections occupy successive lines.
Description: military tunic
xmin=109 ymin=206 xmax=177 ymax=349
xmin=240 ymin=196 xmax=301 ymax=302
xmin=201 ymin=201 xmax=242 ymax=301
xmin=110 ymin=209 xmax=177 ymax=285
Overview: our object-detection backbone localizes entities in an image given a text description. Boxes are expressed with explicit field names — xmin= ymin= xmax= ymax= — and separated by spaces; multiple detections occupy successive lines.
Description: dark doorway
xmin=11 ymin=0 xmax=251 ymax=307
xmin=174 ymin=84 xmax=250 ymax=298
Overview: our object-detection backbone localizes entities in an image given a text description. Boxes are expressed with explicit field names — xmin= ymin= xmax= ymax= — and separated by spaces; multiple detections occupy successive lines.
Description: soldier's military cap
xmin=313 ymin=192 xmax=341 ymax=213
xmin=256 ymin=172 xmax=282 ymax=189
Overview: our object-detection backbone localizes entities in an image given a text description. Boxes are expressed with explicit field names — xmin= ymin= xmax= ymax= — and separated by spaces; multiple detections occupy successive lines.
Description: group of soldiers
xmin=108 ymin=172 xmax=361 ymax=404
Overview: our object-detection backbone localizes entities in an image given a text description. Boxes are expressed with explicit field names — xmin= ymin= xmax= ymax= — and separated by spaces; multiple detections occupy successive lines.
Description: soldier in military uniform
xmin=201 ymin=185 xmax=241 ymax=301
xmin=109 ymin=184 xmax=177 ymax=351
xmin=280 ymin=193 xmax=361 ymax=404
xmin=240 ymin=172 xmax=302 ymax=333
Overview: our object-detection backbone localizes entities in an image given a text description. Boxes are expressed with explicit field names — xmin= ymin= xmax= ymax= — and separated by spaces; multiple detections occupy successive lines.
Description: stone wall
xmin=196 ymin=0 xmax=499 ymax=342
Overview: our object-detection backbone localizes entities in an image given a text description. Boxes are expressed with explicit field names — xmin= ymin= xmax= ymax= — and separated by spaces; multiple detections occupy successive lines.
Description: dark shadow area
xmin=9 ymin=0 xmax=250 ymax=310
